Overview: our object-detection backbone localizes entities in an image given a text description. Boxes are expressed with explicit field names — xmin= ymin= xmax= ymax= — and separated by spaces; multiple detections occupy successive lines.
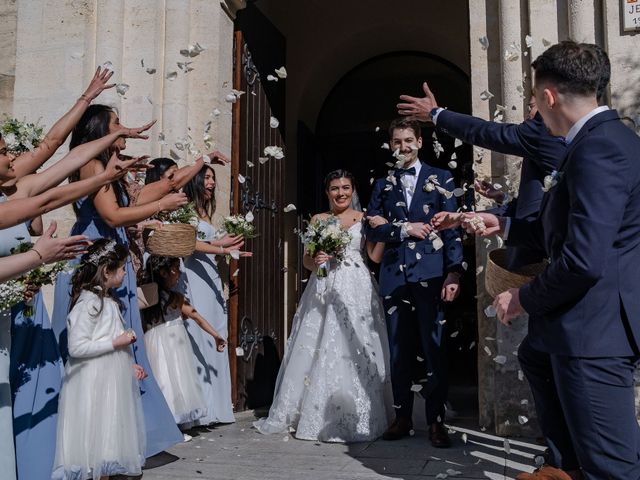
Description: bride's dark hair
xmin=324 ymin=169 xmax=355 ymax=191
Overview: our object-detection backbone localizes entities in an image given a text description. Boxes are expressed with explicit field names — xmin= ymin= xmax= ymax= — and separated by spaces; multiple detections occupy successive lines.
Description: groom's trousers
xmin=383 ymin=278 xmax=447 ymax=425
xmin=518 ymin=335 xmax=640 ymax=480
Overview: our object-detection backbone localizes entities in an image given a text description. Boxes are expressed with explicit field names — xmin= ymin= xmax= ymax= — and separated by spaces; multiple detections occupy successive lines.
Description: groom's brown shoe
xmin=428 ymin=422 xmax=451 ymax=448
xmin=382 ymin=417 xmax=413 ymax=441
xmin=516 ymin=466 xmax=583 ymax=480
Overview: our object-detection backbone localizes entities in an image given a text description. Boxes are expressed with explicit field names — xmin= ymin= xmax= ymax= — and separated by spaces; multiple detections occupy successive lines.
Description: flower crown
xmin=86 ymin=239 xmax=117 ymax=266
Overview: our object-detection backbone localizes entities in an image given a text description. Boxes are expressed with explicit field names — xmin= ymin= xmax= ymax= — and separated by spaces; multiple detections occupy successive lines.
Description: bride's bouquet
xmin=300 ymin=216 xmax=352 ymax=278
xmin=0 ymin=242 xmax=68 ymax=316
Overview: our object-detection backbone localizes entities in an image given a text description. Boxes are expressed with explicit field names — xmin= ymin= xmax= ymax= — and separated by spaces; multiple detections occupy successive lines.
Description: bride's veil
xmin=350 ymin=189 xmax=363 ymax=212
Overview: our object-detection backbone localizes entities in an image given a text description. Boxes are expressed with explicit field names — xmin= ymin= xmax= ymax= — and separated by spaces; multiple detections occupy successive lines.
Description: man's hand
xmin=460 ymin=212 xmax=503 ymax=237
xmin=431 ymin=211 xmax=463 ymax=231
xmin=397 ymin=82 xmax=439 ymax=123
xmin=441 ymin=272 xmax=461 ymax=302
xmin=474 ymin=180 xmax=506 ymax=203
xmin=405 ymin=222 xmax=432 ymax=240
xmin=493 ymin=288 xmax=524 ymax=326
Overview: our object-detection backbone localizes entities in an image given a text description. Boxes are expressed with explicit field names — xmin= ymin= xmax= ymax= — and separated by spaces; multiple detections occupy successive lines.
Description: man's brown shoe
xmin=516 ymin=466 xmax=583 ymax=480
xmin=428 ymin=422 xmax=451 ymax=448
xmin=382 ymin=417 xmax=412 ymax=441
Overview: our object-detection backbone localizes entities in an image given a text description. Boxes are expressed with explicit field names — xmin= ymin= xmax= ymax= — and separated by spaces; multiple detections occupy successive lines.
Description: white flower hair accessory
xmin=87 ymin=239 xmax=117 ymax=265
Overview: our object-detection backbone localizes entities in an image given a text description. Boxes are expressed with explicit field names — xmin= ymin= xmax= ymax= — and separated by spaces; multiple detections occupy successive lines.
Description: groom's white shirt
xmin=400 ymin=160 xmax=422 ymax=208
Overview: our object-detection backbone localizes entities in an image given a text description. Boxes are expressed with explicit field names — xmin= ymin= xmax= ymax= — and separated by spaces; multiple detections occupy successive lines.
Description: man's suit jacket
xmin=437 ymin=110 xmax=566 ymax=269
xmin=365 ymin=161 xmax=463 ymax=297
xmin=508 ymin=109 xmax=640 ymax=357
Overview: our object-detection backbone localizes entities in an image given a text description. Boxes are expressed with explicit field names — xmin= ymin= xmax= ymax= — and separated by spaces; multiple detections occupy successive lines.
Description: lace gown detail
xmin=254 ymin=223 xmax=393 ymax=442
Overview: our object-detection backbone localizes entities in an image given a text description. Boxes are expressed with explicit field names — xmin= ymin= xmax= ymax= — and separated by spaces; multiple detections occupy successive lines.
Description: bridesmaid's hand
xmin=214 ymin=335 xmax=227 ymax=352
xmin=133 ymin=363 xmax=147 ymax=380
xmin=218 ymin=233 xmax=243 ymax=247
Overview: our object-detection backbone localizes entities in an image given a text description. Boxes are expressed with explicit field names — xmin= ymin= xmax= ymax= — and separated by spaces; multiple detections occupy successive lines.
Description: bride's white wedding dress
xmin=254 ymin=222 xmax=393 ymax=442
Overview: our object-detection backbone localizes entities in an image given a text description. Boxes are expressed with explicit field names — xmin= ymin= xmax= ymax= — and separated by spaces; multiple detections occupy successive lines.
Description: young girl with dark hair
xmin=52 ymin=239 xmax=146 ymax=480
xmin=142 ymin=256 xmax=226 ymax=435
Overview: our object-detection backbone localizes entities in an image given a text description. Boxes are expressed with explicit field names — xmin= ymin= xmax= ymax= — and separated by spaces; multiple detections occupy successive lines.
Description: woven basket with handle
xmin=143 ymin=223 xmax=196 ymax=257
xmin=485 ymin=249 xmax=547 ymax=298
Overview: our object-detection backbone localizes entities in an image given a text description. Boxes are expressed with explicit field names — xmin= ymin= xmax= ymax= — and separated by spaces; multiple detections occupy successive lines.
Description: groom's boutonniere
xmin=542 ymin=170 xmax=564 ymax=192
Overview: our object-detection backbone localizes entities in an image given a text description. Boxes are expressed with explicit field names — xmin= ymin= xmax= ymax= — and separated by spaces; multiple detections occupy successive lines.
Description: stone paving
xmin=142 ymin=410 xmax=545 ymax=480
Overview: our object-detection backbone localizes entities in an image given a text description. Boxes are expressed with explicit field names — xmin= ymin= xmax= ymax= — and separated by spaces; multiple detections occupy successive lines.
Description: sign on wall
xmin=623 ymin=0 xmax=640 ymax=32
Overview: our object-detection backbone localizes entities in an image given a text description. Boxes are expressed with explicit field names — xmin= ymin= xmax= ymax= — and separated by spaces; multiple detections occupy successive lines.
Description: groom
xmin=366 ymin=118 xmax=463 ymax=447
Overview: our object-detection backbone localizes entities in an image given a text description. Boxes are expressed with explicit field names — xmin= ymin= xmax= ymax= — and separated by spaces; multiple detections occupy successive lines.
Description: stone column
xmin=568 ymin=0 xmax=596 ymax=42
xmin=528 ymin=0 xmax=559 ymax=60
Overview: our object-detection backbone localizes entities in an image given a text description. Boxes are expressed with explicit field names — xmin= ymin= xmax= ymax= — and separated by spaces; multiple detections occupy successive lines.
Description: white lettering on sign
xmin=623 ymin=0 xmax=640 ymax=31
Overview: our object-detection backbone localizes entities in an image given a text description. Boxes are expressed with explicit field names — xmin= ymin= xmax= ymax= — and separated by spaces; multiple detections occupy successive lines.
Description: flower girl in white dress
xmin=53 ymin=239 xmax=146 ymax=480
xmin=142 ymin=255 xmax=227 ymax=429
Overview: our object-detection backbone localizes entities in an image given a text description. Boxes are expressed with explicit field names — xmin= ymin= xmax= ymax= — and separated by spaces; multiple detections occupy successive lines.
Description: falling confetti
xmin=504 ymin=439 xmax=511 ymax=454
xmin=101 ymin=61 xmax=114 ymax=72
xmin=484 ymin=346 xmax=492 ymax=356
xmin=238 ymin=174 xmax=246 ymax=184
xmin=479 ymin=90 xmax=494 ymax=101
xmin=145 ymin=67 xmax=156 ymax=74
xmin=410 ymin=384 xmax=423 ymax=393
xmin=166 ymin=71 xmax=178 ymax=81
xmin=448 ymin=161 xmax=458 ymax=169
xmin=283 ymin=204 xmax=297 ymax=213
xmin=264 ymin=146 xmax=284 ymax=159
xmin=270 ymin=116 xmax=279 ymax=128
xmin=484 ymin=305 xmax=497 ymax=318
xmin=275 ymin=66 xmax=287 ymax=78
xmin=267 ymin=74 xmax=278 ymax=82
xmin=518 ymin=415 xmax=529 ymax=425
xmin=493 ymin=355 xmax=507 ymax=365
xmin=454 ymin=138 xmax=463 ymax=148
xmin=479 ymin=36 xmax=490 ymax=50
xmin=115 ymin=83 xmax=129 ymax=96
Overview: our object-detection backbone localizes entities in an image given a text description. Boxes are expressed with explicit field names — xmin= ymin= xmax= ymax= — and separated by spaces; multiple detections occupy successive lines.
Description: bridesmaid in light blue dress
xmin=0 ymin=193 xmax=20 ymax=480
xmin=181 ymin=165 xmax=251 ymax=424
xmin=0 ymin=193 xmax=64 ymax=480
xmin=51 ymin=105 xmax=185 ymax=457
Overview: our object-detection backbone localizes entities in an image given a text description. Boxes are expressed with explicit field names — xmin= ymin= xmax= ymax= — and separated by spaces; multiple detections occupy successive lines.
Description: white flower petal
xmin=269 ymin=116 xmax=279 ymax=128
xmin=283 ymin=204 xmax=297 ymax=213
xmin=275 ymin=66 xmax=287 ymax=78
xmin=116 ymin=83 xmax=129 ymax=96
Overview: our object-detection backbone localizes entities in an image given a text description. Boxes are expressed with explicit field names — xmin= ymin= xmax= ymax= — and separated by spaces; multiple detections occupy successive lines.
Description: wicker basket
xmin=143 ymin=223 xmax=196 ymax=257
xmin=485 ymin=249 xmax=547 ymax=298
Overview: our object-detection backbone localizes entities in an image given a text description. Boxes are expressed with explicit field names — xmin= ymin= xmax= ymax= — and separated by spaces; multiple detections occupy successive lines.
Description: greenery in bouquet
xmin=156 ymin=202 xmax=199 ymax=226
xmin=223 ymin=214 xmax=257 ymax=238
xmin=4 ymin=242 xmax=69 ymax=316
xmin=299 ymin=215 xmax=352 ymax=277
xmin=1 ymin=116 xmax=45 ymax=154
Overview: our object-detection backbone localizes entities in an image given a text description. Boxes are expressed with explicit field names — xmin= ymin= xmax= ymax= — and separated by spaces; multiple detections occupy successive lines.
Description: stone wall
xmin=10 ymin=0 xmax=234 ymax=238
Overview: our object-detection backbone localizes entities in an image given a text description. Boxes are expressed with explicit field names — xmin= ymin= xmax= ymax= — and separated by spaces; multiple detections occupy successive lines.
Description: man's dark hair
xmin=592 ymin=43 xmax=611 ymax=102
xmin=388 ymin=118 xmax=421 ymax=139
xmin=532 ymin=41 xmax=607 ymax=98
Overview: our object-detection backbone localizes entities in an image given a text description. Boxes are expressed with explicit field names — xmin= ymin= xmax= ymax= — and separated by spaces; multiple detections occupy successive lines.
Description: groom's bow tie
xmin=395 ymin=167 xmax=416 ymax=177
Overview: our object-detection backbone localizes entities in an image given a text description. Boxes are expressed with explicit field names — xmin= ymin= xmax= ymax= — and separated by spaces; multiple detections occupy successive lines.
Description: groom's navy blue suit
xmin=508 ymin=109 xmax=640 ymax=478
xmin=366 ymin=161 xmax=463 ymax=424
xmin=436 ymin=110 xmax=566 ymax=270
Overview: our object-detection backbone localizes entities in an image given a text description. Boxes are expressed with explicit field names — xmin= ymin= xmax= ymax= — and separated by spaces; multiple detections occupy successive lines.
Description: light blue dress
xmin=51 ymin=194 xmax=182 ymax=457
xmin=0 ymin=194 xmax=19 ymax=480
xmin=1 ymin=193 xmax=64 ymax=480
xmin=180 ymin=219 xmax=235 ymax=424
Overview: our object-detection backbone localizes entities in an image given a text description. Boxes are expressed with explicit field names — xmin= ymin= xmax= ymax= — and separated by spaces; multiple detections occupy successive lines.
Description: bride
xmin=254 ymin=169 xmax=393 ymax=442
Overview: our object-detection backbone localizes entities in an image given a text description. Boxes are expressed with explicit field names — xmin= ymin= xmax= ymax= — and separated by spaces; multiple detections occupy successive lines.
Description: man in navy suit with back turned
xmin=439 ymin=42 xmax=640 ymax=480
xmin=365 ymin=118 xmax=464 ymax=448
xmin=397 ymin=45 xmax=610 ymax=270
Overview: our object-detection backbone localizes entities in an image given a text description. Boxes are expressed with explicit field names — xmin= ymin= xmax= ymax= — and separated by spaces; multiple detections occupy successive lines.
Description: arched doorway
xmin=298 ymin=52 xmax=479 ymax=418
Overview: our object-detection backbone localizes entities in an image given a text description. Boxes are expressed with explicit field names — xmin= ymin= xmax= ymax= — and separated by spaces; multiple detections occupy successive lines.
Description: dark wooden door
xmin=230 ymin=23 xmax=286 ymax=411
